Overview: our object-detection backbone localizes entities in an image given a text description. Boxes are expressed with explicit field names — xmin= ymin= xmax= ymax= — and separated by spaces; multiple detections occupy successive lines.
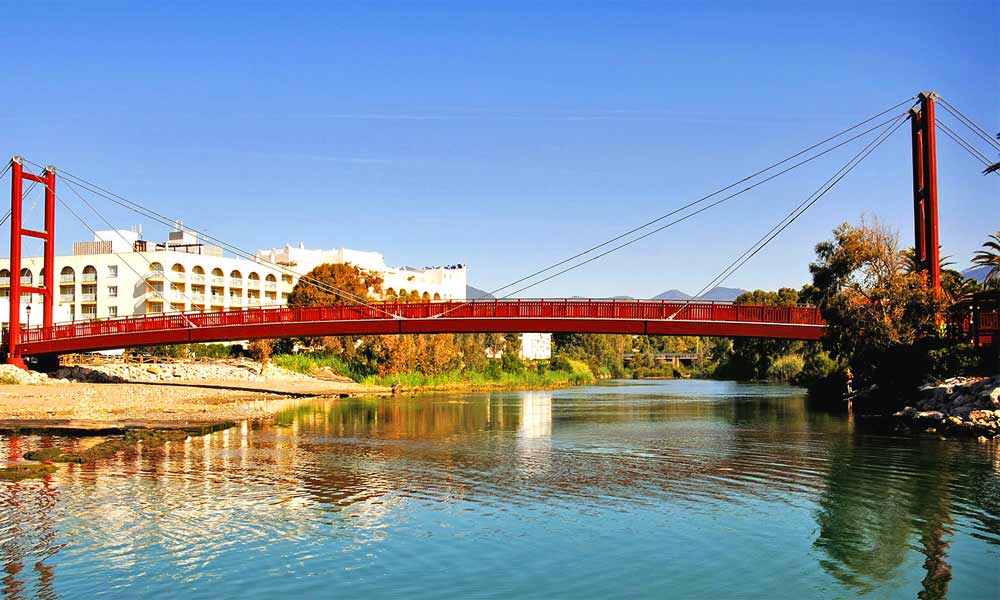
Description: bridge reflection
xmin=0 ymin=389 xmax=996 ymax=597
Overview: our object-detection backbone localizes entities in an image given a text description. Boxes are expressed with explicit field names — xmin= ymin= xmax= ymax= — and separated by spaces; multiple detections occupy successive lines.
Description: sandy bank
xmin=0 ymin=362 xmax=389 ymax=431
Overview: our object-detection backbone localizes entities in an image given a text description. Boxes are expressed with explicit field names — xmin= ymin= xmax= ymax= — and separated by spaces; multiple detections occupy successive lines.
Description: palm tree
xmin=984 ymin=133 xmax=999 ymax=175
xmin=901 ymin=247 xmax=954 ymax=275
xmin=972 ymin=231 xmax=1000 ymax=288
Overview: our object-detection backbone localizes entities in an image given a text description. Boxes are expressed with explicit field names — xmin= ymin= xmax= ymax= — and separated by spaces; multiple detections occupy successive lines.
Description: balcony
xmin=59 ymin=294 xmax=75 ymax=302
xmin=60 ymin=274 xmax=75 ymax=283
xmin=247 ymin=279 xmax=260 ymax=289
xmin=210 ymin=276 xmax=225 ymax=285
xmin=210 ymin=295 xmax=226 ymax=304
xmin=146 ymin=270 xmax=164 ymax=281
xmin=191 ymin=274 xmax=205 ymax=283
xmin=247 ymin=298 xmax=261 ymax=306
xmin=20 ymin=277 xmax=32 ymax=285
xmin=0 ymin=277 xmax=9 ymax=286
xmin=82 ymin=273 xmax=98 ymax=282
xmin=80 ymin=293 xmax=97 ymax=303
xmin=230 ymin=278 xmax=243 ymax=287
xmin=189 ymin=293 xmax=206 ymax=303
xmin=264 ymin=282 xmax=277 ymax=291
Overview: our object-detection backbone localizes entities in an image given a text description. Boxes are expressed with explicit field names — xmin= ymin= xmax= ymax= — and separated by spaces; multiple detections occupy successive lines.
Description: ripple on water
xmin=0 ymin=381 xmax=998 ymax=598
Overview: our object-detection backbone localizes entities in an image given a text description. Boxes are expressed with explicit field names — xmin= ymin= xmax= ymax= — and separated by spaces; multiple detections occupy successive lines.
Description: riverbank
xmin=0 ymin=361 xmax=390 ymax=431
xmin=890 ymin=375 xmax=1000 ymax=439
xmin=275 ymin=353 xmax=597 ymax=393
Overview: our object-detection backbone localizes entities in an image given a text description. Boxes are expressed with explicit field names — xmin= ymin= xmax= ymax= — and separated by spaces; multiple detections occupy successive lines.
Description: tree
xmin=983 ymin=133 xmax=999 ymax=175
xmin=971 ymin=230 xmax=1000 ymax=289
xmin=287 ymin=262 xmax=383 ymax=306
xmin=247 ymin=339 xmax=273 ymax=368
xmin=808 ymin=218 xmax=946 ymax=396
xmin=718 ymin=288 xmax=803 ymax=380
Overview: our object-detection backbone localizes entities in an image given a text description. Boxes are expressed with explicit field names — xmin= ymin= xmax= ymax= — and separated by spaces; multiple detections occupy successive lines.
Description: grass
xmin=361 ymin=359 xmax=595 ymax=391
xmin=273 ymin=353 xmax=359 ymax=379
xmin=273 ymin=352 xmax=596 ymax=391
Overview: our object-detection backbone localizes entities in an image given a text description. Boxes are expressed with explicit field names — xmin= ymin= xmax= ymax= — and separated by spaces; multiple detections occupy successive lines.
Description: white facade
xmin=0 ymin=228 xmax=468 ymax=327
xmin=520 ymin=333 xmax=552 ymax=360
xmin=257 ymin=243 xmax=467 ymax=302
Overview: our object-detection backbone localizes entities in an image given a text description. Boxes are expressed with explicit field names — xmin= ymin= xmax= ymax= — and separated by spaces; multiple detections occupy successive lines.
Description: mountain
xmin=653 ymin=289 xmax=690 ymax=300
xmin=653 ymin=286 xmax=747 ymax=302
xmin=962 ymin=265 xmax=991 ymax=283
xmin=466 ymin=285 xmax=495 ymax=300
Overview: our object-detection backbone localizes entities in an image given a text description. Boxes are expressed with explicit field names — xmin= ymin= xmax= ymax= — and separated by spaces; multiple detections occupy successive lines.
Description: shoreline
xmin=0 ymin=378 xmax=391 ymax=435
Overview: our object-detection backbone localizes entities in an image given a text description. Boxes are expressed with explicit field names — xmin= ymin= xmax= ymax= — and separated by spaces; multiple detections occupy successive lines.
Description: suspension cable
xmin=480 ymin=97 xmax=917 ymax=299
xmin=670 ymin=114 xmax=910 ymax=318
xmin=937 ymin=97 xmax=1000 ymax=152
xmin=936 ymin=119 xmax=1000 ymax=172
xmin=63 ymin=178 xmax=205 ymax=312
xmin=21 ymin=158 xmax=398 ymax=317
xmin=490 ymin=111 xmax=913 ymax=300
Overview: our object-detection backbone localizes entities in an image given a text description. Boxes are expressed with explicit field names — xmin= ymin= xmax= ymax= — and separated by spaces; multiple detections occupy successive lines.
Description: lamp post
xmin=25 ymin=304 xmax=31 ymax=329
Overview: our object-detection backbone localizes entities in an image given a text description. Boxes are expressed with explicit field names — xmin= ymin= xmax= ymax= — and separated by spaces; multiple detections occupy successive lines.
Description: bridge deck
xmin=10 ymin=300 xmax=828 ymax=356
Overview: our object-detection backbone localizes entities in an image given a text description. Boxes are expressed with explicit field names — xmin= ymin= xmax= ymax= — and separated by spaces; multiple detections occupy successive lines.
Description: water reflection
xmin=0 ymin=381 xmax=996 ymax=598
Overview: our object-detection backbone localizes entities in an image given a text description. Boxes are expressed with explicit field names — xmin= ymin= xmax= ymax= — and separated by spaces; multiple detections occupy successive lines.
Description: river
xmin=0 ymin=380 xmax=998 ymax=599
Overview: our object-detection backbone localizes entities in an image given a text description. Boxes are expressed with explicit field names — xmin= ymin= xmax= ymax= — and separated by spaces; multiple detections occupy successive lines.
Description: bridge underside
xmin=15 ymin=317 xmax=825 ymax=356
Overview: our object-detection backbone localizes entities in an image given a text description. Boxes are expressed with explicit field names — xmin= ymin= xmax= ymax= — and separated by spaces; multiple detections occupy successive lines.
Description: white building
xmin=0 ymin=227 xmax=554 ymax=358
xmin=0 ymin=227 xmax=468 ymax=327
xmin=520 ymin=333 xmax=552 ymax=360
xmin=256 ymin=243 xmax=467 ymax=302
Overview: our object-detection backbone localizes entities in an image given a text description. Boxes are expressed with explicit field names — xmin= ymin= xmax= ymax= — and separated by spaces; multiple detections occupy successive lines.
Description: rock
xmin=968 ymin=410 xmax=996 ymax=425
xmin=951 ymin=405 xmax=974 ymax=417
xmin=915 ymin=411 xmax=945 ymax=421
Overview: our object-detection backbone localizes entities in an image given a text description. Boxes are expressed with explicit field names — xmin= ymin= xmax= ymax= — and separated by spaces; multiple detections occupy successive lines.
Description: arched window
xmin=171 ymin=263 xmax=185 ymax=275
xmin=265 ymin=274 xmax=276 ymax=282
xmin=399 ymin=289 xmax=407 ymax=298
xmin=20 ymin=268 xmax=32 ymax=284
xmin=60 ymin=266 xmax=75 ymax=283
xmin=433 ymin=293 xmax=441 ymax=301
xmin=211 ymin=268 xmax=224 ymax=276
xmin=192 ymin=266 xmax=205 ymax=275
xmin=248 ymin=272 xmax=260 ymax=281
xmin=422 ymin=291 xmax=431 ymax=301
xmin=148 ymin=262 xmax=163 ymax=275
xmin=0 ymin=269 xmax=9 ymax=279
xmin=230 ymin=270 xmax=242 ymax=279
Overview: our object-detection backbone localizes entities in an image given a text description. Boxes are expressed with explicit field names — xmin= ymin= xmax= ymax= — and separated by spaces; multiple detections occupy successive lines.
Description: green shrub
xmin=767 ymin=354 xmax=804 ymax=382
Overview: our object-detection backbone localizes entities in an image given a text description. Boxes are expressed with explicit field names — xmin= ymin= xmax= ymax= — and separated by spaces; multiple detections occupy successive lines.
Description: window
xmin=107 ymin=306 xmax=118 ymax=317
xmin=108 ymin=286 xmax=118 ymax=298
xmin=108 ymin=265 xmax=118 ymax=278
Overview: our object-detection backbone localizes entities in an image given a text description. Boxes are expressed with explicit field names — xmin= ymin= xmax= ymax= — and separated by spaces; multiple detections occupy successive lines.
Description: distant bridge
xmin=11 ymin=300 xmax=826 ymax=357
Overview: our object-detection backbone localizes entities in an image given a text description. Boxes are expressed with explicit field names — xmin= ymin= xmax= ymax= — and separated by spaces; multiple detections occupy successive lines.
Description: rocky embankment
xmin=2 ymin=360 xmax=318 ymax=385
xmin=895 ymin=375 xmax=1000 ymax=439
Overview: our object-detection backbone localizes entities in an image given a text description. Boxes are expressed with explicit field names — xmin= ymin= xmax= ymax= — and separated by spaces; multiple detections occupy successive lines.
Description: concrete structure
xmin=0 ymin=227 xmax=467 ymax=328
xmin=519 ymin=333 xmax=552 ymax=360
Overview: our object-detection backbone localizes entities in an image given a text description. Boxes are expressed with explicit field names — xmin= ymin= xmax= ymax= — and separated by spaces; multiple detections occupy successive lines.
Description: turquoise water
xmin=1 ymin=380 xmax=998 ymax=599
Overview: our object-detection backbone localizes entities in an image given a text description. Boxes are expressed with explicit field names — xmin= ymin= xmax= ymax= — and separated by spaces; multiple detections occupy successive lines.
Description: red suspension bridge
xmin=1 ymin=92 xmax=996 ymax=366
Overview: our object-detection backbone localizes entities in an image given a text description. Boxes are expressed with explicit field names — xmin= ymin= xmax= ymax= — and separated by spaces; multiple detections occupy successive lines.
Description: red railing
xmin=14 ymin=299 xmax=826 ymax=345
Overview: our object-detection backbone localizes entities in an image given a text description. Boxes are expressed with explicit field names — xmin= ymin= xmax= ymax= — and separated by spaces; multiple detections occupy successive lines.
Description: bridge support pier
xmin=6 ymin=157 xmax=56 ymax=368
xmin=909 ymin=92 xmax=941 ymax=293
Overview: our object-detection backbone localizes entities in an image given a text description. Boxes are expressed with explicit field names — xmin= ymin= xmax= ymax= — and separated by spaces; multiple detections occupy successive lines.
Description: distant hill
xmin=466 ymin=285 xmax=495 ymax=300
xmin=653 ymin=286 xmax=748 ymax=302
xmin=962 ymin=265 xmax=991 ymax=283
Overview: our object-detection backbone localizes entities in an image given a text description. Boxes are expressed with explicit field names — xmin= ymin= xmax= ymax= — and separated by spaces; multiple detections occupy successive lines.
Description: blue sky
xmin=2 ymin=1 xmax=997 ymax=297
